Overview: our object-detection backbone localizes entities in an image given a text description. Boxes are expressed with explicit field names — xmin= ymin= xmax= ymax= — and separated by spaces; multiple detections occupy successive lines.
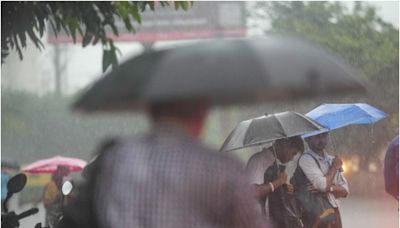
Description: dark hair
xmin=291 ymin=136 xmax=305 ymax=152
xmin=148 ymin=99 xmax=208 ymax=121
xmin=275 ymin=136 xmax=304 ymax=152
xmin=52 ymin=165 xmax=70 ymax=188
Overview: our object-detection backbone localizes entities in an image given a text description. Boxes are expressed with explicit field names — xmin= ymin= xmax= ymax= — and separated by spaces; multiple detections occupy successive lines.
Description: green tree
xmin=250 ymin=1 xmax=398 ymax=156
xmin=268 ymin=2 xmax=398 ymax=114
xmin=1 ymin=1 xmax=192 ymax=71
xmin=260 ymin=2 xmax=398 ymax=80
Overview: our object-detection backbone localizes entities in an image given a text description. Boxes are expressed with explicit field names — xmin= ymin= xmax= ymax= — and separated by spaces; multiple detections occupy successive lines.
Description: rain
xmin=1 ymin=1 xmax=398 ymax=228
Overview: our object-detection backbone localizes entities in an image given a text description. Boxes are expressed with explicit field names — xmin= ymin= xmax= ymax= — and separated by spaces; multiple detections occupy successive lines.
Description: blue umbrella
xmin=303 ymin=103 xmax=388 ymax=138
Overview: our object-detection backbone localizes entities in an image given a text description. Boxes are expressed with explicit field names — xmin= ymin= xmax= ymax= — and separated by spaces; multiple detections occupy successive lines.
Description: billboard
xmin=48 ymin=2 xmax=246 ymax=43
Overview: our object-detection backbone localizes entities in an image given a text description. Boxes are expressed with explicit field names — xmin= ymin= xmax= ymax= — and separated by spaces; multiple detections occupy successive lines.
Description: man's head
xmin=56 ymin=165 xmax=70 ymax=177
xmin=305 ymin=132 xmax=329 ymax=154
xmin=273 ymin=136 xmax=304 ymax=163
xmin=53 ymin=165 xmax=70 ymax=187
xmin=148 ymin=99 xmax=209 ymax=137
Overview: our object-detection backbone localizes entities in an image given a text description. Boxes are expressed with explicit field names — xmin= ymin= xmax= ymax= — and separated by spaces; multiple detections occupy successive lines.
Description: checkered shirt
xmin=94 ymin=123 xmax=268 ymax=228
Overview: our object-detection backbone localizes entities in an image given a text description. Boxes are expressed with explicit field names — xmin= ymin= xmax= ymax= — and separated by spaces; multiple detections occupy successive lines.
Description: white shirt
xmin=298 ymin=149 xmax=349 ymax=208
xmin=246 ymin=149 xmax=275 ymax=185
xmin=246 ymin=148 xmax=300 ymax=185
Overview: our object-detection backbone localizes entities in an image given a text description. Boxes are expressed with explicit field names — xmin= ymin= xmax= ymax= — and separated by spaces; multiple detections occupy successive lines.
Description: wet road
xmin=14 ymin=195 xmax=399 ymax=228
xmin=341 ymin=195 xmax=398 ymax=228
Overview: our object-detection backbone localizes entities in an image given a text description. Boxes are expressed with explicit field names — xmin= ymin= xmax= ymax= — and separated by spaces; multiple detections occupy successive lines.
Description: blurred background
xmin=1 ymin=1 xmax=398 ymax=227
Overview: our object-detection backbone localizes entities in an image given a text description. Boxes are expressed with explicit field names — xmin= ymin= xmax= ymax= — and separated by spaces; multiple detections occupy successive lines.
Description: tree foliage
xmin=251 ymin=1 xmax=398 ymax=116
xmin=1 ymin=1 xmax=192 ymax=71
xmin=260 ymin=2 xmax=398 ymax=80
xmin=250 ymin=1 xmax=399 ymax=155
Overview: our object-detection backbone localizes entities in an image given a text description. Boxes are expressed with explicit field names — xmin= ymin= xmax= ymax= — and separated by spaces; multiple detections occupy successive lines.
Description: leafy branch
xmin=1 ymin=1 xmax=192 ymax=72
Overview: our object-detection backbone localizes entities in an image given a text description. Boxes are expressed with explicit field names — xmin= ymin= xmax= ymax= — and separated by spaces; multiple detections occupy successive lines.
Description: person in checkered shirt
xmin=91 ymin=100 xmax=268 ymax=228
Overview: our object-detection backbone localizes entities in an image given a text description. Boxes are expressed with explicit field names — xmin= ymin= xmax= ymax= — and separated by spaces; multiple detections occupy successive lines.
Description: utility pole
xmin=53 ymin=44 xmax=68 ymax=97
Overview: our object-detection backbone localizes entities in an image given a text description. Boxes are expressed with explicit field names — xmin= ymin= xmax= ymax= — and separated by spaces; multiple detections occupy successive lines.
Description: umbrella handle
xmin=272 ymin=145 xmax=279 ymax=170
xmin=370 ymin=124 xmax=376 ymax=144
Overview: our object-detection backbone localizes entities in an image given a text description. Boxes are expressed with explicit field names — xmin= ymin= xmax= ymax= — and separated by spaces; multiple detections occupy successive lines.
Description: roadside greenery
xmin=1 ymin=1 xmax=192 ymax=71
xmin=249 ymin=2 xmax=398 ymax=152
xmin=252 ymin=1 xmax=398 ymax=120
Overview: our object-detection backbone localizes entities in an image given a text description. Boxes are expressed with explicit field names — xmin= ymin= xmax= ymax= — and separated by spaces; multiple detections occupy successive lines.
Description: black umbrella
xmin=74 ymin=35 xmax=366 ymax=112
xmin=220 ymin=111 xmax=326 ymax=152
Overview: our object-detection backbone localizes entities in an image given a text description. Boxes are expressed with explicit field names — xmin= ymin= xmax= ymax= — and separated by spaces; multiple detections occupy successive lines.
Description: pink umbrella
xmin=22 ymin=156 xmax=87 ymax=173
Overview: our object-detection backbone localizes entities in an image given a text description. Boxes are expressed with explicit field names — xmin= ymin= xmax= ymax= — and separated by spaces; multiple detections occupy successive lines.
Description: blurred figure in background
xmin=43 ymin=165 xmax=70 ymax=227
xmin=384 ymin=135 xmax=399 ymax=201
xmin=294 ymin=132 xmax=348 ymax=228
xmin=1 ymin=160 xmax=20 ymax=211
xmin=1 ymin=171 xmax=10 ymax=208
xmin=62 ymin=100 xmax=266 ymax=228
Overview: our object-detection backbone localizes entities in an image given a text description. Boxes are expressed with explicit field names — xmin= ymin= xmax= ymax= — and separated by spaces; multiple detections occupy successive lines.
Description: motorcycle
xmin=1 ymin=173 xmax=39 ymax=228
xmin=55 ymin=180 xmax=74 ymax=226
xmin=35 ymin=180 xmax=74 ymax=228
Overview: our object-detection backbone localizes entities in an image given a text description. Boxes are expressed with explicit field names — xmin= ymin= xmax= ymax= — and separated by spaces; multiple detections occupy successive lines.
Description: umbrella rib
xmin=357 ymin=104 xmax=387 ymax=120
xmin=274 ymin=115 xmax=288 ymax=137
xmin=222 ymin=140 xmax=273 ymax=152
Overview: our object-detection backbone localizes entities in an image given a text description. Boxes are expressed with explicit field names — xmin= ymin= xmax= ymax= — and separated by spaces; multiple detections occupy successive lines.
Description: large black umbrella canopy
xmin=74 ymin=35 xmax=366 ymax=112
xmin=220 ymin=111 xmax=326 ymax=152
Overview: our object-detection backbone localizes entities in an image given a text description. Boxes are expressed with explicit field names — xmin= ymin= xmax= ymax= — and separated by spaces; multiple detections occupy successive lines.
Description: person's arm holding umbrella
xmin=329 ymin=157 xmax=349 ymax=198
xmin=245 ymin=148 xmax=288 ymax=200
xmin=298 ymin=154 xmax=343 ymax=193
xmin=325 ymin=156 xmax=344 ymax=193
xmin=254 ymin=171 xmax=287 ymax=199
xmin=257 ymin=137 xmax=304 ymax=200
xmin=300 ymin=133 xmax=344 ymax=193
xmin=307 ymin=154 xmax=348 ymax=198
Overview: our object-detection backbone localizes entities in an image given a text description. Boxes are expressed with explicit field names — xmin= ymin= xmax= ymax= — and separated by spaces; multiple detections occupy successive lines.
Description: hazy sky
xmin=347 ymin=1 xmax=399 ymax=27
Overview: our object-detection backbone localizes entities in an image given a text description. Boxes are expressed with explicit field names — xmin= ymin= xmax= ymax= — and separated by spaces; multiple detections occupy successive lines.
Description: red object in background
xmin=22 ymin=156 xmax=87 ymax=173
xmin=47 ymin=2 xmax=247 ymax=44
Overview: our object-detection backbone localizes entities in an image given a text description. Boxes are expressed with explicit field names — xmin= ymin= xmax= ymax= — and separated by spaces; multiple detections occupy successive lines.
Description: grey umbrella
xmin=74 ymin=35 xmax=366 ymax=112
xmin=220 ymin=111 xmax=326 ymax=152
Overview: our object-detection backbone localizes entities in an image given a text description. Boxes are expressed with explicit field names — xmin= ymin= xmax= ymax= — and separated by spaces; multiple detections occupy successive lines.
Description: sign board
xmin=48 ymin=2 xmax=246 ymax=43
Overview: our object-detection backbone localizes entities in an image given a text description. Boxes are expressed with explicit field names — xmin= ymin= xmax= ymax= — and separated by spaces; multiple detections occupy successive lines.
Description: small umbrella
xmin=220 ymin=111 xmax=326 ymax=152
xmin=302 ymin=103 xmax=388 ymax=138
xmin=73 ymin=35 xmax=366 ymax=112
xmin=22 ymin=156 xmax=87 ymax=174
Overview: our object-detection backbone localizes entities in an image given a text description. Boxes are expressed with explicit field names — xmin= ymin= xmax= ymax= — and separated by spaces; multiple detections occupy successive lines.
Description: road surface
xmin=12 ymin=195 xmax=399 ymax=228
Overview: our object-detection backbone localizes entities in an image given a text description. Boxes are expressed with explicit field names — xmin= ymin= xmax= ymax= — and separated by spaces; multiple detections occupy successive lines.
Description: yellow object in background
xmin=25 ymin=173 xmax=51 ymax=187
